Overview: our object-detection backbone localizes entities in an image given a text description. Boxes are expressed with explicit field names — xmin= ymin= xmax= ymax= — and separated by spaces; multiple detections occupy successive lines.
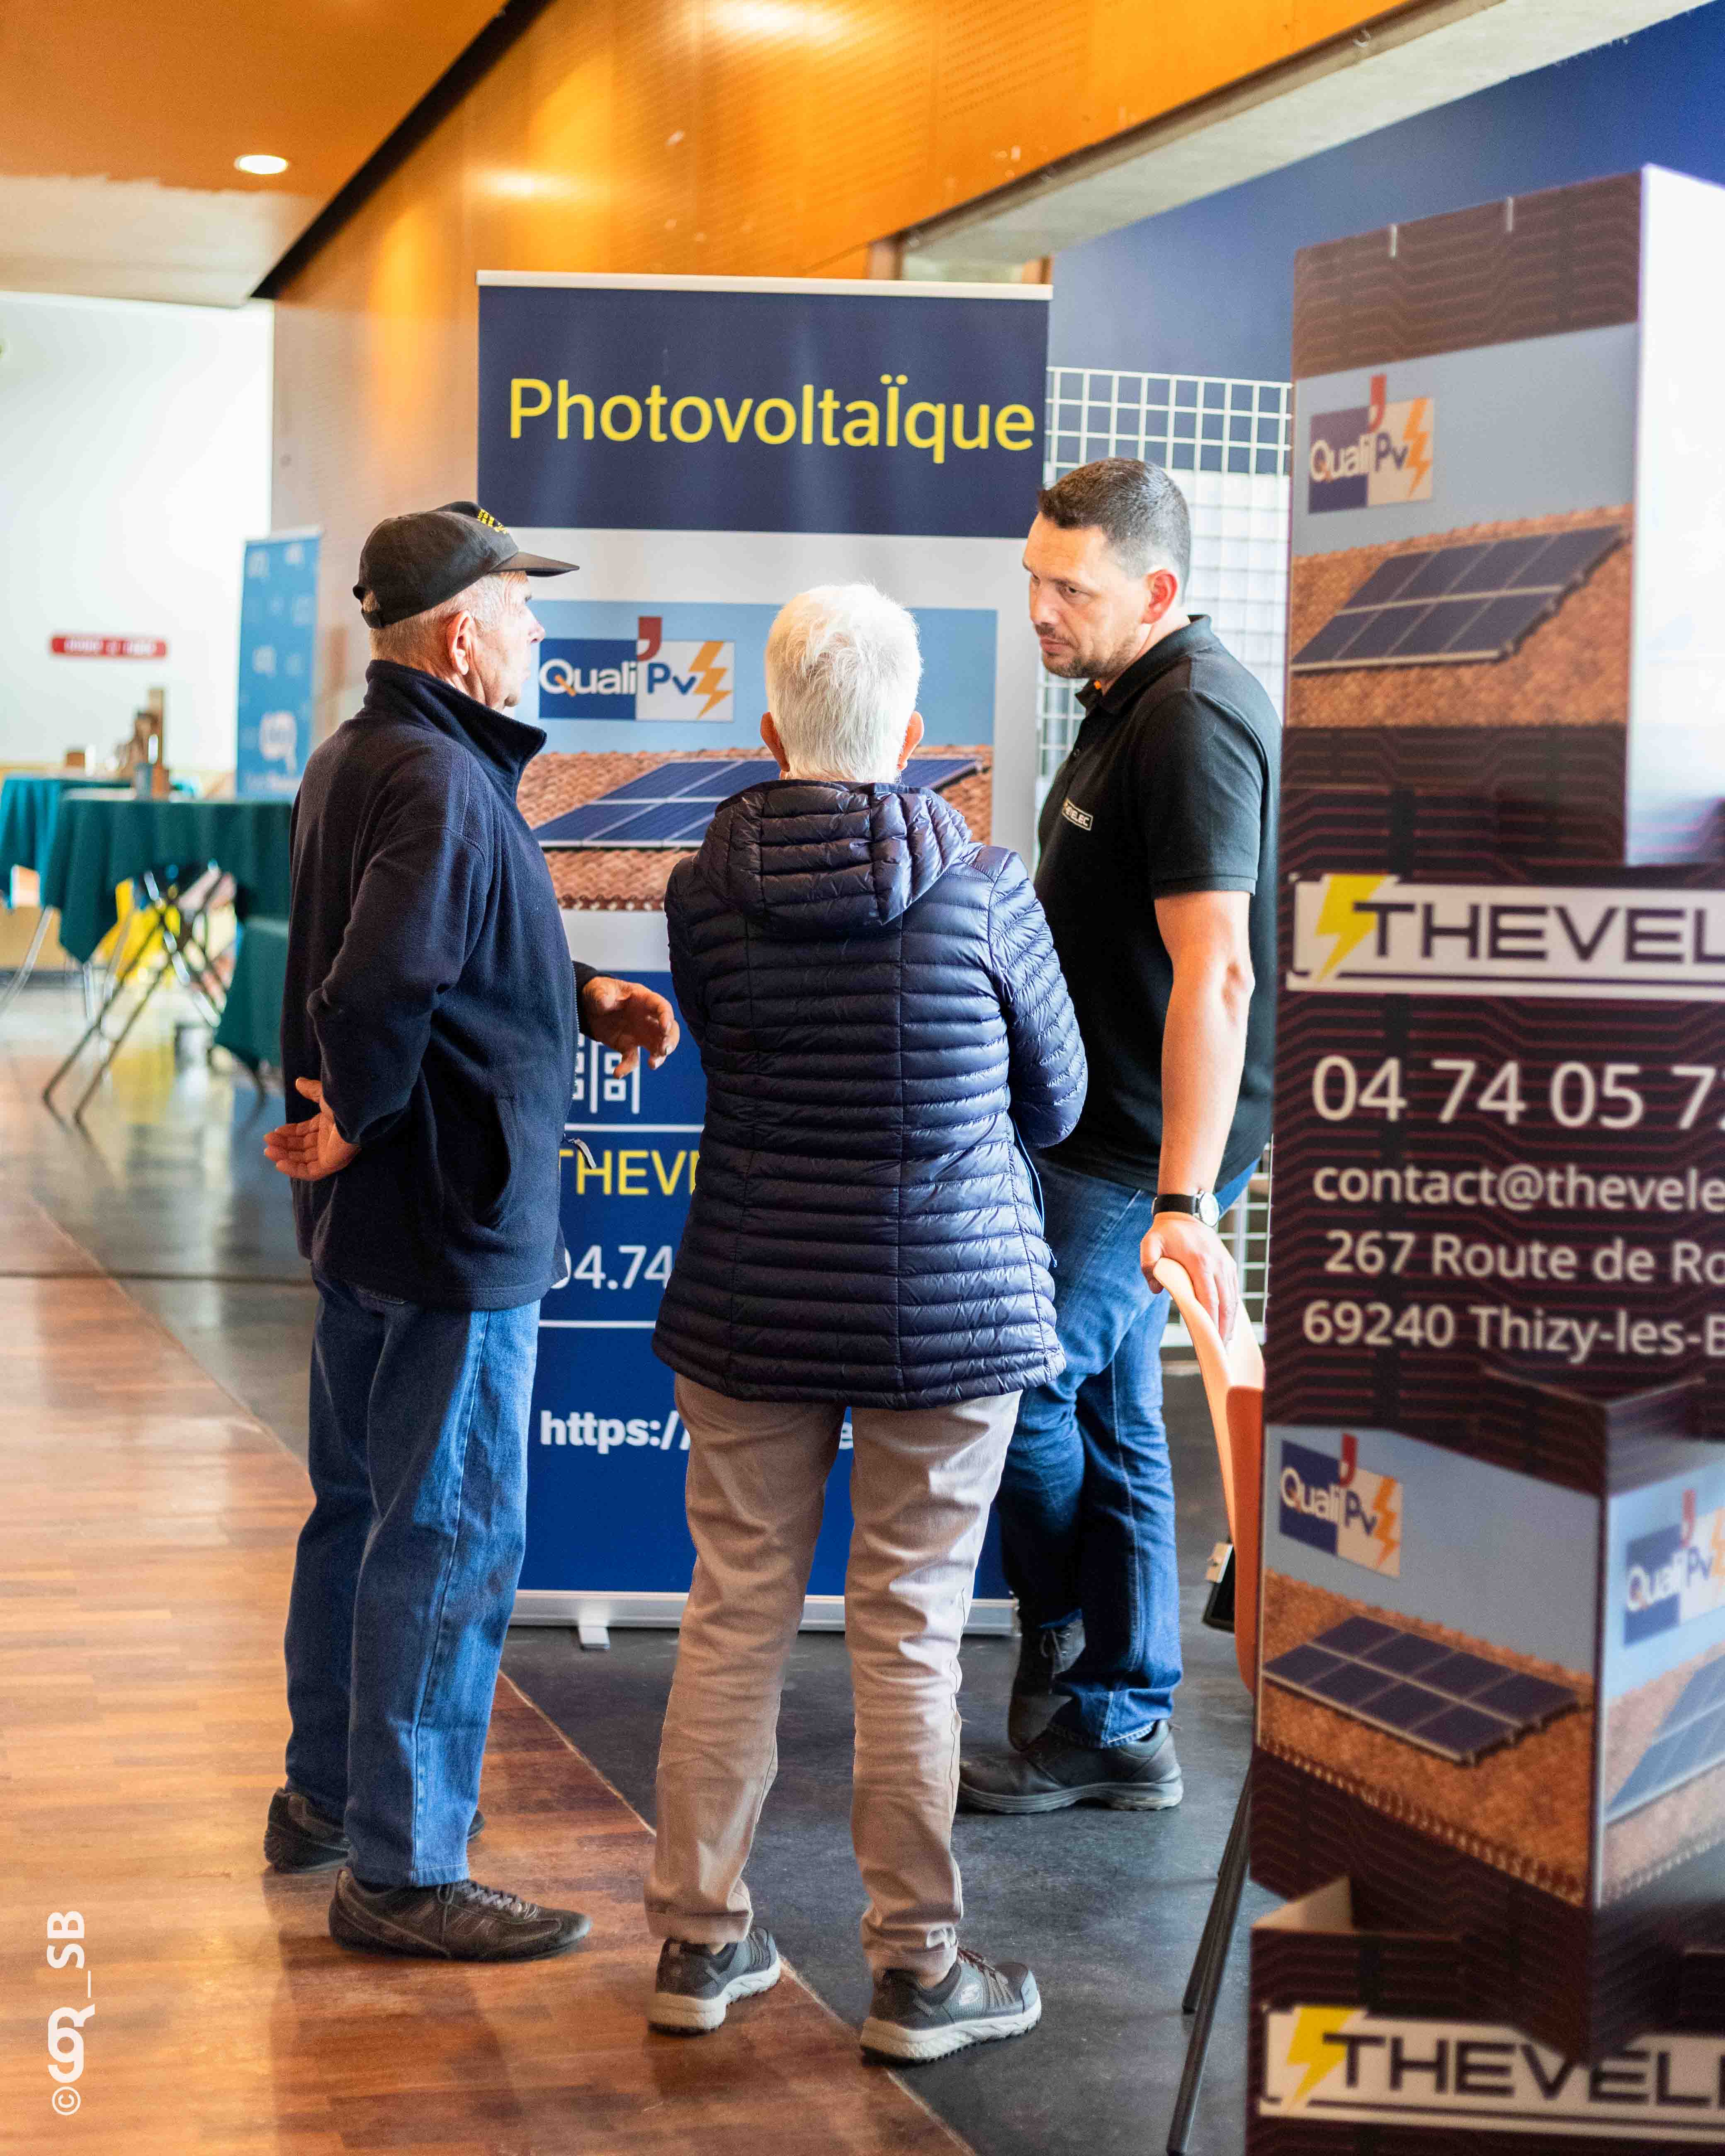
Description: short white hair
xmin=764 ymin=583 xmax=922 ymax=782
xmin=367 ymin=571 xmax=514 ymax=666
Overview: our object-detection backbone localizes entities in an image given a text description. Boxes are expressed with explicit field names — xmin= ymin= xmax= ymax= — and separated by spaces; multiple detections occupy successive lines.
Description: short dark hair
xmin=1035 ymin=457 xmax=1190 ymax=588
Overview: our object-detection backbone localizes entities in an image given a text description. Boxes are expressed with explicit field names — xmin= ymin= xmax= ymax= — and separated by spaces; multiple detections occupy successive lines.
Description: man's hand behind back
xmin=580 ymin=976 xmax=680 ymax=1076
xmin=264 ymin=1078 xmax=361 ymax=1183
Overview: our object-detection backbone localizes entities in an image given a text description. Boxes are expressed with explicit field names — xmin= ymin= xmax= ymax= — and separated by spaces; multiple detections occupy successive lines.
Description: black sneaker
xmin=1007 ymin=1615 xmax=1085 ymax=1751
xmin=328 ymin=1870 xmax=590 ymax=1960
xmin=264 ymin=1786 xmax=485 ymax=1874
xmin=957 ymin=1720 xmax=1183 ymax=1814
xmin=648 ymin=1926 xmax=782 ymax=2032
xmin=861 ymin=1947 xmax=1041 ymax=2063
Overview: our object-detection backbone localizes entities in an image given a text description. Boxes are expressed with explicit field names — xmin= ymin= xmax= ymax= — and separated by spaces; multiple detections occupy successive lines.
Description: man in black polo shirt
xmin=961 ymin=458 xmax=1278 ymax=1814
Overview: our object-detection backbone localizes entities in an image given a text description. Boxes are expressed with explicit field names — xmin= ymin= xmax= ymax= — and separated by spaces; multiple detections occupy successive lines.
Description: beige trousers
xmin=644 ymin=1374 xmax=1020 ymax=1983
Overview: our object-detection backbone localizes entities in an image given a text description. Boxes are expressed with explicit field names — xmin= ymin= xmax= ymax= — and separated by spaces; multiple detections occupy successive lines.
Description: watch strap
xmin=1154 ymin=1191 xmax=1220 ymax=1226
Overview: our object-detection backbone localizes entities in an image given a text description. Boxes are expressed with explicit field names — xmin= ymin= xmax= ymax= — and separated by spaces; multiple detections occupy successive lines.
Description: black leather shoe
xmin=328 ymin=1870 xmax=590 ymax=1960
xmin=1007 ymin=1615 xmax=1085 ymax=1751
xmin=958 ymin=1721 xmax=1183 ymax=1813
xmin=264 ymin=1786 xmax=485 ymax=1874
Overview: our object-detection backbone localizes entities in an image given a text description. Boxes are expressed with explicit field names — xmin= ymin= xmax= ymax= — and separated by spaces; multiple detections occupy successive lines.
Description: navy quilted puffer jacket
xmin=652 ymin=779 xmax=1087 ymax=1408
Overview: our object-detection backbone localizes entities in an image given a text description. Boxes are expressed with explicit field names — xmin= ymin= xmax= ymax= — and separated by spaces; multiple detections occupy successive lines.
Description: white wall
xmin=0 ymin=290 xmax=272 ymax=775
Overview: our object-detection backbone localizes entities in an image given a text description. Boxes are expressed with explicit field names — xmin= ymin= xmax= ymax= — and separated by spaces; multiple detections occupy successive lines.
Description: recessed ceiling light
xmin=235 ymin=154 xmax=289 ymax=176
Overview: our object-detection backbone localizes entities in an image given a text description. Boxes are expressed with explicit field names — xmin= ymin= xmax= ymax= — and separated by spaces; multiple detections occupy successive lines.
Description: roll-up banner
xmin=476 ymin=272 xmax=1050 ymax=1636
xmin=236 ymin=529 xmax=319 ymax=800
xmin=1247 ymin=168 xmax=1725 ymax=2119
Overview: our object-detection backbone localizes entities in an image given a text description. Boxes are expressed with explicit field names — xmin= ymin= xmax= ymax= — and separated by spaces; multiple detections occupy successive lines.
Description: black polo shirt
xmin=1033 ymin=615 xmax=1279 ymax=1194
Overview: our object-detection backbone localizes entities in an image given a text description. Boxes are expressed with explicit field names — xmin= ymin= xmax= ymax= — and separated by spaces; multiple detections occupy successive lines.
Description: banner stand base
xmin=512 ymin=1589 xmax=1017 ymax=1644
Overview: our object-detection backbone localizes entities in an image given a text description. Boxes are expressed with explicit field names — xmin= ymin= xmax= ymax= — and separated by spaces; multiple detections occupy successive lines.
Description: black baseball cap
xmin=354 ymin=500 xmax=577 ymax=627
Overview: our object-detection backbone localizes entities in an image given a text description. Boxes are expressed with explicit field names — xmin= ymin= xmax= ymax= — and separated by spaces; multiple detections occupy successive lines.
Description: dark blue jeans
xmin=283 ymin=1271 xmax=540 ymax=1886
xmin=996 ymin=1155 xmax=1254 ymax=1746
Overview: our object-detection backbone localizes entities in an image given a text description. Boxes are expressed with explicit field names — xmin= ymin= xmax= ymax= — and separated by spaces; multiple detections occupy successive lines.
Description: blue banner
xmin=527 ymin=598 xmax=996 ymax=750
xmin=485 ymin=272 xmax=1045 ymax=1624
xmin=236 ymin=530 xmax=319 ymax=801
xmin=479 ymin=279 xmax=1047 ymax=537
xmin=520 ymin=974 xmax=1007 ymax=1601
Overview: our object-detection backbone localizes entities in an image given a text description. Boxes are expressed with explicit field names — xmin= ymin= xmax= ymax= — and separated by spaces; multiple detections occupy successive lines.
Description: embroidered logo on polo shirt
xmin=1061 ymin=799 xmax=1094 ymax=831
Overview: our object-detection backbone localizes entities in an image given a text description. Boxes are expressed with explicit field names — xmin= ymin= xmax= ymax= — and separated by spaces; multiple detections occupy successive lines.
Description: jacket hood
xmin=700 ymin=779 xmax=979 ymax=937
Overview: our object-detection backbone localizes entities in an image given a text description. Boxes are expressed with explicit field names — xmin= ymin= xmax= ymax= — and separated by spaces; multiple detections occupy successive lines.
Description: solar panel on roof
xmin=676 ymin=759 xmax=780 ymax=798
xmin=1339 ymin=605 xmax=1431 ymax=662
xmin=1396 ymin=544 xmax=1492 ymax=601
xmin=1291 ymin=523 xmax=1622 ymax=675
xmin=1443 ymin=591 xmax=1556 ymax=659
xmin=1310 ymin=1660 xmax=1397 ymax=1709
xmin=1512 ymin=527 xmax=1618 ymax=586
xmin=1605 ymin=1652 xmax=1725 ymax=1823
xmin=533 ymin=755 xmax=981 ymax=850
xmin=532 ymin=798 xmax=666 ymax=844
xmin=1393 ymin=597 xmax=1494 ymax=658
xmin=1361 ymin=1628 xmax=1452 ymax=1678
xmin=1345 ymin=556 xmax=1425 ymax=609
xmin=599 ymin=761 xmax=724 ymax=804
xmin=1264 ymin=1617 xmax=1581 ymax=1765
xmin=598 ymin=799 xmax=730 ymax=845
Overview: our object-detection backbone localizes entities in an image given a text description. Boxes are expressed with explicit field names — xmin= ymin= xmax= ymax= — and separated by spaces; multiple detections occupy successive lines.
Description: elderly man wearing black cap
xmin=260 ymin=502 xmax=678 ymax=1960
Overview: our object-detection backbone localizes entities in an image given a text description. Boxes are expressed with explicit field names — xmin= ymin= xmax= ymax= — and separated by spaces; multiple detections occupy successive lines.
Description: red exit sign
xmin=50 ymin=634 xmax=169 ymax=659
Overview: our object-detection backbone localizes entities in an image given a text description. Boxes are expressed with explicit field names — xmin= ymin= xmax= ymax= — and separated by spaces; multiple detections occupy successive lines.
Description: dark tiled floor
xmin=1 ymin=966 xmax=1265 ymax=2156
xmin=505 ymin=1488 xmax=1268 ymax=2156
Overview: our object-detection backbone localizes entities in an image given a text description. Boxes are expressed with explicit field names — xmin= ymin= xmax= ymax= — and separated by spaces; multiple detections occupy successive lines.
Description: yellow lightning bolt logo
xmin=690 ymin=639 xmax=729 ymax=718
xmin=1280 ymin=2007 xmax=1360 ymax=2108
xmin=1370 ymin=1471 xmax=1402 ymax=1573
xmin=1402 ymin=396 xmax=1433 ymax=497
xmin=1310 ymin=874 xmax=1389 ymax=981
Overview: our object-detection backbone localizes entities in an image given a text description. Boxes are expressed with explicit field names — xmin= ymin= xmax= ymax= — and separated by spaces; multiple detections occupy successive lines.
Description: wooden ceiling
xmin=0 ymin=0 xmax=505 ymax=304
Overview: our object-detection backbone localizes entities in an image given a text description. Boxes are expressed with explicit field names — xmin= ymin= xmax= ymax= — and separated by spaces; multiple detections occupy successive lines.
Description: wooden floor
xmin=0 ymin=1168 xmax=968 ymax=2154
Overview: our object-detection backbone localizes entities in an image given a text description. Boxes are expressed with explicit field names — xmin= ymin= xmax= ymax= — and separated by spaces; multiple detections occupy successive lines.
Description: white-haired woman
xmin=641 ymin=583 xmax=1086 ymax=2062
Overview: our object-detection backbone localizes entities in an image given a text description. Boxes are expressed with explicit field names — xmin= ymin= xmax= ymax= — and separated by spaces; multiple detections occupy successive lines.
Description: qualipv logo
xmin=1624 ymin=1488 xmax=1725 ymax=1644
xmin=1308 ymin=371 xmax=1434 ymax=513
xmin=1279 ymin=1431 xmax=1402 ymax=1576
xmin=539 ymin=615 xmax=732 ymax=722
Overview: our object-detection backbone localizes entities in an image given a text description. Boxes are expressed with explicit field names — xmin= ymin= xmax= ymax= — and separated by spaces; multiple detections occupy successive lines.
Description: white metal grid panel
xmin=1038 ymin=368 xmax=1292 ymax=781
xmin=1035 ymin=367 xmax=1288 ymax=1337
xmin=1226 ymin=1152 xmax=1272 ymax=1336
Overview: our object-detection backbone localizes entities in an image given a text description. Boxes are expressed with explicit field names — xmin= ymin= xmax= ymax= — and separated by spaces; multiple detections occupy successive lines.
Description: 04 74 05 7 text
xmin=1309 ymin=1054 xmax=1725 ymax=1133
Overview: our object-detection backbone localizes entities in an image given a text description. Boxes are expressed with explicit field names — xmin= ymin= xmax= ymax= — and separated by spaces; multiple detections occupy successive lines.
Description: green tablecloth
xmin=0 ymin=775 xmax=133 ymax=898
xmin=41 ymin=794 xmax=293 ymax=963
xmin=212 ymin=914 xmax=288 ymax=1071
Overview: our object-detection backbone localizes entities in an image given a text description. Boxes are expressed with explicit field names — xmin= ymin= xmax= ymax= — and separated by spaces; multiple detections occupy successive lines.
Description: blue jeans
xmin=996 ymin=1155 xmax=1254 ymax=1747
xmin=283 ymin=1272 xmax=541 ymax=1886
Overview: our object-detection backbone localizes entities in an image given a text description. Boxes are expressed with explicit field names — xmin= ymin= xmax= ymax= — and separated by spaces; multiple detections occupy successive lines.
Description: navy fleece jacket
xmin=282 ymin=660 xmax=595 ymax=1309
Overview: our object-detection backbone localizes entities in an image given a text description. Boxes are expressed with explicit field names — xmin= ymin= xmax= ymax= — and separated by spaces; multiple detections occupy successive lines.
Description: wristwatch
xmin=1154 ymin=1190 xmax=1221 ymax=1229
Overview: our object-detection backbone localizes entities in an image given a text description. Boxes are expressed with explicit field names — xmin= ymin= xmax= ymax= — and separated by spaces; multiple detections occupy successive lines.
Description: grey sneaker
xmin=958 ymin=1720 xmax=1183 ymax=1814
xmin=1007 ymin=1615 xmax=1085 ymax=1751
xmin=648 ymin=1926 xmax=782 ymax=2032
xmin=328 ymin=1870 xmax=589 ymax=1960
xmin=861 ymin=1947 xmax=1041 ymax=2063
xmin=264 ymin=1786 xmax=484 ymax=1874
